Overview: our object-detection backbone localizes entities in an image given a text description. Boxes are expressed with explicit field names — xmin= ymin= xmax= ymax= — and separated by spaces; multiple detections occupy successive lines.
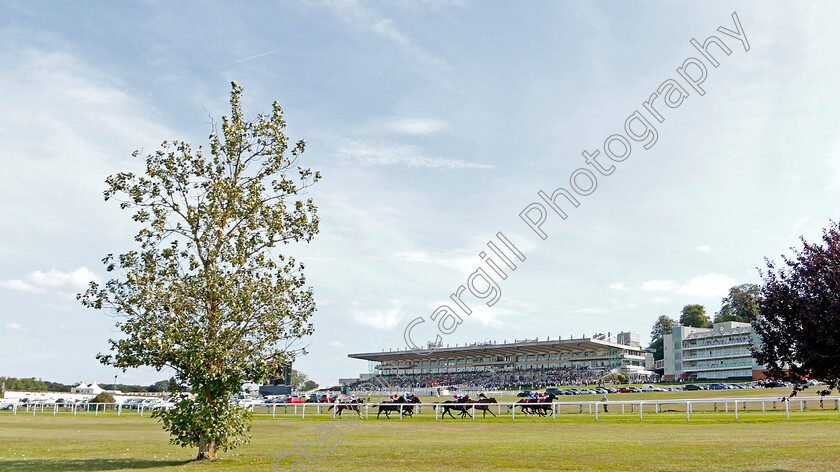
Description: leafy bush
xmin=91 ymin=392 xmax=115 ymax=403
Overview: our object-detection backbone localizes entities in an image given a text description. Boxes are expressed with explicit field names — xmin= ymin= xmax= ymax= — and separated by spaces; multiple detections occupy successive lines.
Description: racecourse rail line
xmin=5 ymin=396 xmax=839 ymax=422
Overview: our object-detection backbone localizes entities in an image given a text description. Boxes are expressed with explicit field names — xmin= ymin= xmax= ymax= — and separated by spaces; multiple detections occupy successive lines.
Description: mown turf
xmin=2 ymin=398 xmax=839 ymax=472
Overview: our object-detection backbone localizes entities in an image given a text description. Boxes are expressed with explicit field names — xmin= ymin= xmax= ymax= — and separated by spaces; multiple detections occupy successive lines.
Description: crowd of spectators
xmin=349 ymin=367 xmax=607 ymax=390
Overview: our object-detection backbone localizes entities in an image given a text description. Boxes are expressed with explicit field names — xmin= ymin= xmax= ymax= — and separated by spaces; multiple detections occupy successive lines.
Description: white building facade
xmin=663 ymin=321 xmax=765 ymax=381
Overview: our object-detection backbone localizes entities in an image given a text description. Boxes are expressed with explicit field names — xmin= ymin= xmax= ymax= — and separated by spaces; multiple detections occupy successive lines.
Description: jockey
xmin=528 ymin=391 xmax=538 ymax=401
xmin=349 ymin=394 xmax=356 ymax=402
xmin=389 ymin=393 xmax=400 ymax=402
xmin=404 ymin=392 xmax=412 ymax=400
xmin=477 ymin=392 xmax=488 ymax=400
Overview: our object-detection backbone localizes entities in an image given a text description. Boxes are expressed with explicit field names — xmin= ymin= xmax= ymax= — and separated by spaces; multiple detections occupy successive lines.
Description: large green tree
xmin=680 ymin=304 xmax=712 ymax=328
xmin=752 ymin=222 xmax=840 ymax=396
xmin=80 ymin=83 xmax=321 ymax=459
xmin=649 ymin=315 xmax=677 ymax=361
xmin=715 ymin=284 xmax=761 ymax=323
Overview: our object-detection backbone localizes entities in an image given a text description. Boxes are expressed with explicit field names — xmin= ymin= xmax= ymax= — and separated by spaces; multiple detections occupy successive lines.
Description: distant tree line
xmin=0 ymin=376 xmax=175 ymax=393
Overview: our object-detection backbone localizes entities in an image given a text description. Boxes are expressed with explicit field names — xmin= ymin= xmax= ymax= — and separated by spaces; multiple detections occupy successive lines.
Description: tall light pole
xmin=114 ymin=375 xmax=117 ymax=392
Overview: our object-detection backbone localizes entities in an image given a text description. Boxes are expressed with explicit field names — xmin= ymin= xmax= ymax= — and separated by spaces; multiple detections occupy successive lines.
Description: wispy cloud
xmin=386 ymin=118 xmax=448 ymax=135
xmin=351 ymin=299 xmax=403 ymax=330
xmin=675 ymin=273 xmax=737 ymax=297
xmin=335 ymin=140 xmax=493 ymax=169
xmin=321 ymin=0 xmax=450 ymax=76
xmin=609 ymin=282 xmax=627 ymax=291
xmin=327 ymin=340 xmax=345 ymax=348
xmin=643 ymin=274 xmax=737 ymax=298
xmin=697 ymin=244 xmax=712 ymax=253
xmin=6 ymin=322 xmax=28 ymax=332
xmin=653 ymin=296 xmax=671 ymax=304
xmin=394 ymin=251 xmax=477 ymax=275
xmin=0 ymin=267 xmax=100 ymax=296
xmin=227 ymin=49 xmax=281 ymax=65
xmin=642 ymin=280 xmax=679 ymax=291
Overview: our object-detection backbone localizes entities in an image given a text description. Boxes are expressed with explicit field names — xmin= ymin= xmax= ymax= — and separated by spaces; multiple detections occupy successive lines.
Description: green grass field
xmin=2 ymin=388 xmax=839 ymax=472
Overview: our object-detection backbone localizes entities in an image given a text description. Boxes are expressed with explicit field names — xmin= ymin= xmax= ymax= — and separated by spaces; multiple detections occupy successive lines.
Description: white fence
xmin=6 ymin=396 xmax=838 ymax=422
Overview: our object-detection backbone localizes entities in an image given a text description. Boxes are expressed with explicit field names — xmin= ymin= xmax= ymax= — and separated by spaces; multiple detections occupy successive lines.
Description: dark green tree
xmin=752 ymin=221 xmax=840 ymax=396
xmin=80 ymin=83 xmax=321 ymax=460
xmin=680 ymin=304 xmax=712 ymax=328
xmin=649 ymin=315 xmax=677 ymax=361
xmin=715 ymin=284 xmax=761 ymax=323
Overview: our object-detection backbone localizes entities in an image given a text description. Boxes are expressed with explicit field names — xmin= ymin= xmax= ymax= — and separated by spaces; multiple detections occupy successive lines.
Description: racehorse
xmin=328 ymin=398 xmax=365 ymax=418
xmin=376 ymin=396 xmax=421 ymax=419
xmin=517 ymin=393 xmax=558 ymax=416
xmin=439 ymin=396 xmax=473 ymax=419
xmin=474 ymin=397 xmax=498 ymax=418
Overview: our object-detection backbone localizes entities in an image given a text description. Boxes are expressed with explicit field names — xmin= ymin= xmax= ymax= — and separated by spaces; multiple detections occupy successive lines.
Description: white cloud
xmin=0 ymin=267 xmax=101 ymax=295
xmin=609 ymin=282 xmax=627 ymax=290
xmin=351 ymin=300 xmax=403 ymax=330
xmin=697 ymin=244 xmax=712 ymax=253
xmin=6 ymin=323 xmax=28 ymax=332
xmin=675 ymin=273 xmax=738 ymax=297
xmin=335 ymin=140 xmax=493 ymax=169
xmin=394 ymin=251 xmax=477 ymax=275
xmin=327 ymin=340 xmax=345 ymax=348
xmin=653 ymin=296 xmax=671 ymax=304
xmin=386 ymin=118 xmax=448 ymax=135
xmin=642 ymin=280 xmax=679 ymax=291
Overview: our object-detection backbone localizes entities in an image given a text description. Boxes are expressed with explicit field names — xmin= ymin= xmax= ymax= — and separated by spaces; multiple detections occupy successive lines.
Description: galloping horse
xmin=376 ymin=396 xmax=421 ymax=419
xmin=328 ymin=398 xmax=365 ymax=418
xmin=517 ymin=393 xmax=558 ymax=416
xmin=474 ymin=397 xmax=498 ymax=418
xmin=439 ymin=396 xmax=473 ymax=419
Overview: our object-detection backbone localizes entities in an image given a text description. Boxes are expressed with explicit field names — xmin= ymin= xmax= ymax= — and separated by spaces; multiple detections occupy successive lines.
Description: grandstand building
xmin=662 ymin=321 xmax=766 ymax=381
xmin=347 ymin=331 xmax=652 ymax=383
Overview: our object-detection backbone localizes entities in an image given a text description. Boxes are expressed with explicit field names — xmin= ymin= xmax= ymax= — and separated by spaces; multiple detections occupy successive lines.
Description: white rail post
xmin=655 ymin=403 xmax=659 ymax=414
xmin=639 ymin=402 xmax=643 ymax=420
xmin=471 ymin=404 xmax=475 ymax=420
xmin=622 ymin=404 xmax=625 ymax=414
xmin=800 ymin=400 xmax=804 ymax=412
xmin=734 ymin=400 xmax=738 ymax=420
xmin=785 ymin=399 xmax=790 ymax=419
xmin=837 ymin=399 xmax=839 ymax=418
xmin=53 ymin=404 xmax=57 ymax=416
xmin=552 ymin=403 xmax=556 ymax=421
xmin=588 ymin=403 xmax=592 ymax=415
xmin=365 ymin=404 xmax=369 ymax=420
xmin=512 ymin=403 xmax=515 ymax=421
xmin=302 ymin=404 xmax=306 ymax=419
xmin=273 ymin=405 xmax=277 ymax=419
xmin=686 ymin=401 xmax=690 ymax=421
xmin=435 ymin=404 xmax=439 ymax=421
xmin=762 ymin=401 xmax=765 ymax=413
xmin=399 ymin=404 xmax=403 ymax=420
xmin=595 ymin=403 xmax=599 ymax=421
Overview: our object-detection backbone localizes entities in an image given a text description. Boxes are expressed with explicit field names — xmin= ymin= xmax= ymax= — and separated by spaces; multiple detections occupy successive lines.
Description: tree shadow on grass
xmin=0 ymin=458 xmax=190 ymax=471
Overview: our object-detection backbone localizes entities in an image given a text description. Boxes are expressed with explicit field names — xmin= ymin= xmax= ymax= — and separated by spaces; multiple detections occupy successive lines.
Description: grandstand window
xmin=448 ymin=360 xmax=456 ymax=366
xmin=560 ymin=353 xmax=570 ymax=360
xmin=466 ymin=358 xmax=472 ymax=364
xmin=516 ymin=355 xmax=526 ymax=362
xmin=421 ymin=361 xmax=429 ymax=366
xmin=549 ymin=353 xmax=559 ymax=360
xmin=456 ymin=359 xmax=465 ymax=365
xmin=430 ymin=360 xmax=437 ymax=366
xmin=572 ymin=352 xmax=582 ymax=357
xmin=527 ymin=355 xmax=536 ymax=361
xmin=537 ymin=354 xmax=547 ymax=361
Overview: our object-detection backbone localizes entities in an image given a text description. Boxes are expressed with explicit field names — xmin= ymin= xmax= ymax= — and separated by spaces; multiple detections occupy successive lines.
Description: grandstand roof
xmin=348 ymin=336 xmax=644 ymax=363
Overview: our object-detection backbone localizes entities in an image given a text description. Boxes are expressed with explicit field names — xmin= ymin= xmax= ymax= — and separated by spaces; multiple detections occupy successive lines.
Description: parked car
xmin=516 ymin=391 xmax=531 ymax=397
xmin=618 ymin=387 xmax=641 ymax=393
xmin=641 ymin=385 xmax=665 ymax=392
xmin=708 ymin=383 xmax=727 ymax=390
xmin=544 ymin=387 xmax=564 ymax=395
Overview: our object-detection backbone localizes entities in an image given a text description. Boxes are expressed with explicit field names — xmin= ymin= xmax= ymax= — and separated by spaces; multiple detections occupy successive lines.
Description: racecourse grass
xmin=2 ymin=399 xmax=840 ymax=472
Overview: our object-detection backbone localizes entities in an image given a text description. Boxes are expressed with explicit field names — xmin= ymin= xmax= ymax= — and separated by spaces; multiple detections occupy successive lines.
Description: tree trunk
xmin=197 ymin=436 xmax=217 ymax=460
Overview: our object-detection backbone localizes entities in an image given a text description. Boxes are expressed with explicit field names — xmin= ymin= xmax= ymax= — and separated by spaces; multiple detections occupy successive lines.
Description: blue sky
xmin=1 ymin=1 xmax=838 ymax=387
